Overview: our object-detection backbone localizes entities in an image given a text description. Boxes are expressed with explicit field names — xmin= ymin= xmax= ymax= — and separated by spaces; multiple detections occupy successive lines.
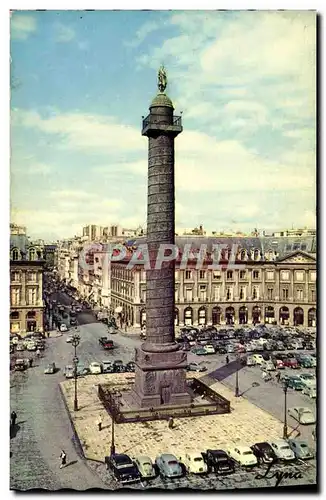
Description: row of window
xmin=10 ymin=288 xmax=39 ymax=306
xmin=11 ymin=272 xmax=40 ymax=283
xmin=113 ymin=284 xmax=316 ymax=304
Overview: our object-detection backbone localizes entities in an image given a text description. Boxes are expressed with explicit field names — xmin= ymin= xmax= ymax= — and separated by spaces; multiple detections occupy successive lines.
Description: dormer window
xmin=12 ymin=248 xmax=20 ymax=261
xmin=240 ymin=249 xmax=247 ymax=261
xmin=253 ymin=248 xmax=260 ymax=261
xmin=29 ymin=248 xmax=36 ymax=261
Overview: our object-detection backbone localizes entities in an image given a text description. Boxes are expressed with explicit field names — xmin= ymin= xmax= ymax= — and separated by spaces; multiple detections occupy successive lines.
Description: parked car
xmin=113 ymin=359 xmax=125 ymax=373
xmin=155 ymin=454 xmax=183 ymax=479
xmin=14 ymin=358 xmax=28 ymax=371
xmin=261 ymin=360 xmax=275 ymax=372
xmin=133 ymin=455 xmax=155 ymax=479
xmin=298 ymin=373 xmax=316 ymax=387
xmin=204 ymin=449 xmax=235 ymax=475
xmin=99 ymin=337 xmax=114 ymax=349
xmin=283 ymin=357 xmax=299 ymax=369
xmin=203 ymin=344 xmax=215 ymax=354
xmin=304 ymin=355 xmax=316 ymax=367
xmin=89 ymin=362 xmax=102 ymax=375
xmin=227 ymin=446 xmax=257 ymax=467
xmin=26 ymin=341 xmax=37 ymax=351
xmin=59 ymin=323 xmax=68 ymax=332
xmin=288 ymin=407 xmax=316 ymax=425
xmin=287 ymin=439 xmax=314 ymax=460
xmin=187 ymin=362 xmax=207 ymax=372
xmin=287 ymin=375 xmax=304 ymax=391
xmin=44 ymin=362 xmax=56 ymax=374
xmin=302 ymin=385 xmax=316 ymax=399
xmin=66 ymin=335 xmax=74 ymax=343
xmin=272 ymin=357 xmax=285 ymax=370
xmin=102 ymin=360 xmax=114 ymax=373
xmin=217 ymin=346 xmax=227 ymax=354
xmin=125 ymin=361 xmax=135 ymax=372
xmin=64 ymin=365 xmax=74 ymax=378
xmin=250 ymin=442 xmax=277 ymax=465
xmin=191 ymin=347 xmax=208 ymax=356
xmin=252 ymin=354 xmax=264 ymax=365
xmin=246 ymin=355 xmax=256 ymax=366
xmin=179 ymin=452 xmax=208 ymax=474
xmin=77 ymin=365 xmax=89 ymax=377
xmin=269 ymin=440 xmax=296 ymax=461
xmin=105 ymin=453 xmax=140 ymax=484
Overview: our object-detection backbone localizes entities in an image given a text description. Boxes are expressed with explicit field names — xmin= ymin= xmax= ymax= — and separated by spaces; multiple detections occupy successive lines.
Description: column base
xmin=132 ymin=345 xmax=192 ymax=408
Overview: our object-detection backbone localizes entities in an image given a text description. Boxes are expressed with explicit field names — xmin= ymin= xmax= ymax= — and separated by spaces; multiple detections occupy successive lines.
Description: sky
xmin=10 ymin=10 xmax=316 ymax=241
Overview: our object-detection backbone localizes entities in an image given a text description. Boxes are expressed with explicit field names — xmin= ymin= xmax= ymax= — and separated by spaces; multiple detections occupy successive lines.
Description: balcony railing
xmin=142 ymin=114 xmax=182 ymax=129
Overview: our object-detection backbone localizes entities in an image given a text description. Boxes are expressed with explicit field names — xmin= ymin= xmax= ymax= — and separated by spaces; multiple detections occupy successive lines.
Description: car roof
xmin=236 ymin=446 xmax=252 ymax=452
xmin=113 ymin=453 xmax=132 ymax=464
xmin=186 ymin=452 xmax=203 ymax=459
xmin=136 ymin=455 xmax=152 ymax=463
xmin=159 ymin=453 xmax=178 ymax=460
xmin=270 ymin=439 xmax=287 ymax=445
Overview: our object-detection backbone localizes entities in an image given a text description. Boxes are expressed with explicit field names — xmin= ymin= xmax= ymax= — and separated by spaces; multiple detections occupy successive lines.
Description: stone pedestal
xmin=132 ymin=345 xmax=192 ymax=408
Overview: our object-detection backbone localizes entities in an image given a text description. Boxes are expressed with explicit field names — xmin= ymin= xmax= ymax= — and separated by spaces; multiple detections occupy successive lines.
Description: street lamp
xmin=110 ymin=414 xmax=115 ymax=456
xmin=235 ymin=352 xmax=240 ymax=397
xmin=71 ymin=332 xmax=80 ymax=411
xmin=282 ymin=379 xmax=289 ymax=439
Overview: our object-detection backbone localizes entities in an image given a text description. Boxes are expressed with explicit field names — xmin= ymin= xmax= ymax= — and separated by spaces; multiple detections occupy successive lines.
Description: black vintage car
xmin=105 ymin=454 xmax=140 ymax=484
xmin=113 ymin=359 xmax=125 ymax=373
xmin=250 ymin=442 xmax=277 ymax=465
xmin=125 ymin=361 xmax=135 ymax=372
xmin=204 ymin=449 xmax=235 ymax=475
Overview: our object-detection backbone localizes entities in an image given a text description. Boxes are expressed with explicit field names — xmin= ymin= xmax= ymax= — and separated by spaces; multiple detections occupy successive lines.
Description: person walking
xmin=59 ymin=450 xmax=67 ymax=468
xmin=97 ymin=415 xmax=102 ymax=432
xmin=29 ymin=358 xmax=33 ymax=368
xmin=10 ymin=411 xmax=17 ymax=428
xmin=36 ymin=348 xmax=41 ymax=358
xmin=276 ymin=371 xmax=281 ymax=383
xmin=168 ymin=416 xmax=174 ymax=429
xmin=226 ymin=355 xmax=229 ymax=364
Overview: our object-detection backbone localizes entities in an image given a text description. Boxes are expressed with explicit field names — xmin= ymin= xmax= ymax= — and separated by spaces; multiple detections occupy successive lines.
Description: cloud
xmin=126 ymin=20 xmax=159 ymax=48
xmin=28 ymin=163 xmax=52 ymax=175
xmin=13 ymin=109 xmax=144 ymax=153
xmin=54 ymin=23 xmax=76 ymax=43
xmin=11 ymin=13 xmax=36 ymax=40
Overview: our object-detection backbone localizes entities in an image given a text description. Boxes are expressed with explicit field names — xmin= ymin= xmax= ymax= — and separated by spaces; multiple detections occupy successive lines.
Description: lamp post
xmin=282 ymin=380 xmax=289 ymax=439
xmin=110 ymin=414 xmax=115 ymax=456
xmin=235 ymin=352 xmax=240 ymax=397
xmin=71 ymin=331 xmax=80 ymax=411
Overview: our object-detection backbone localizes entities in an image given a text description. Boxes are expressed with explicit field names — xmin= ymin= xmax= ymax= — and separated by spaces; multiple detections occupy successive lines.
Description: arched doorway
xmin=265 ymin=306 xmax=275 ymax=324
xmin=293 ymin=307 xmax=304 ymax=326
xmin=198 ymin=307 xmax=207 ymax=325
xmin=140 ymin=308 xmax=146 ymax=328
xmin=212 ymin=306 xmax=221 ymax=325
xmin=279 ymin=306 xmax=289 ymax=326
xmin=252 ymin=306 xmax=261 ymax=325
xmin=175 ymin=308 xmax=179 ymax=326
xmin=239 ymin=306 xmax=248 ymax=324
xmin=225 ymin=306 xmax=235 ymax=325
xmin=184 ymin=307 xmax=193 ymax=326
xmin=10 ymin=311 xmax=20 ymax=333
xmin=308 ymin=308 xmax=316 ymax=327
xmin=27 ymin=311 xmax=36 ymax=332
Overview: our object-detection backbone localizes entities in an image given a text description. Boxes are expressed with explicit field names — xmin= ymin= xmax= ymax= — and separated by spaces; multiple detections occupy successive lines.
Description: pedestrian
xmin=168 ymin=416 xmax=174 ymax=429
xmin=10 ymin=411 xmax=17 ymax=428
xmin=59 ymin=450 xmax=67 ymax=468
xmin=226 ymin=355 xmax=229 ymax=364
xmin=29 ymin=358 xmax=33 ymax=368
xmin=97 ymin=415 xmax=102 ymax=431
xmin=47 ymin=331 xmax=50 ymax=338
xmin=36 ymin=349 xmax=41 ymax=358
xmin=276 ymin=371 xmax=281 ymax=383
xmin=124 ymin=323 xmax=127 ymax=332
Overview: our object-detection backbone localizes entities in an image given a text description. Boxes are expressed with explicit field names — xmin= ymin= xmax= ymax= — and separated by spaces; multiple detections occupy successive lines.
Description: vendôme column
xmin=132 ymin=67 xmax=191 ymax=408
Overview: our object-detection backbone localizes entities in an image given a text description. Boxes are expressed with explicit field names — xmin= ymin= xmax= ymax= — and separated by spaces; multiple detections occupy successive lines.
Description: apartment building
xmin=10 ymin=229 xmax=45 ymax=334
xmin=110 ymin=235 xmax=317 ymax=328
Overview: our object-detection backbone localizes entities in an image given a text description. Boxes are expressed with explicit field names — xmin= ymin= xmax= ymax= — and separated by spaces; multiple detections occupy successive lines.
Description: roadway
xmin=10 ymin=289 xmax=316 ymax=490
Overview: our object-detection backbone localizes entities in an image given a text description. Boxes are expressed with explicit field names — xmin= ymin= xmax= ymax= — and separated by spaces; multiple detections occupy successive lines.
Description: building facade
xmin=10 ymin=231 xmax=45 ymax=335
xmin=110 ymin=236 xmax=317 ymax=329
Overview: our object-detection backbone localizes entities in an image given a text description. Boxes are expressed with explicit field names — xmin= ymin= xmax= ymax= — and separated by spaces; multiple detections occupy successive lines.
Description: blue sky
xmin=10 ymin=10 xmax=316 ymax=240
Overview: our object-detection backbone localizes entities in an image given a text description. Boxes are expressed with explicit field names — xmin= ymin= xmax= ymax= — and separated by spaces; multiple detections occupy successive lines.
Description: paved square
xmin=60 ymin=373 xmax=292 ymax=462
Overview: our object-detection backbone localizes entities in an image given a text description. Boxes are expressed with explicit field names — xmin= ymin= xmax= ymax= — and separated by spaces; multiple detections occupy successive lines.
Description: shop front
xmin=198 ymin=307 xmax=207 ymax=325
xmin=184 ymin=307 xmax=193 ymax=326
xmin=212 ymin=306 xmax=221 ymax=325
xmin=239 ymin=306 xmax=248 ymax=324
xmin=264 ymin=306 xmax=275 ymax=324
xmin=279 ymin=306 xmax=290 ymax=326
